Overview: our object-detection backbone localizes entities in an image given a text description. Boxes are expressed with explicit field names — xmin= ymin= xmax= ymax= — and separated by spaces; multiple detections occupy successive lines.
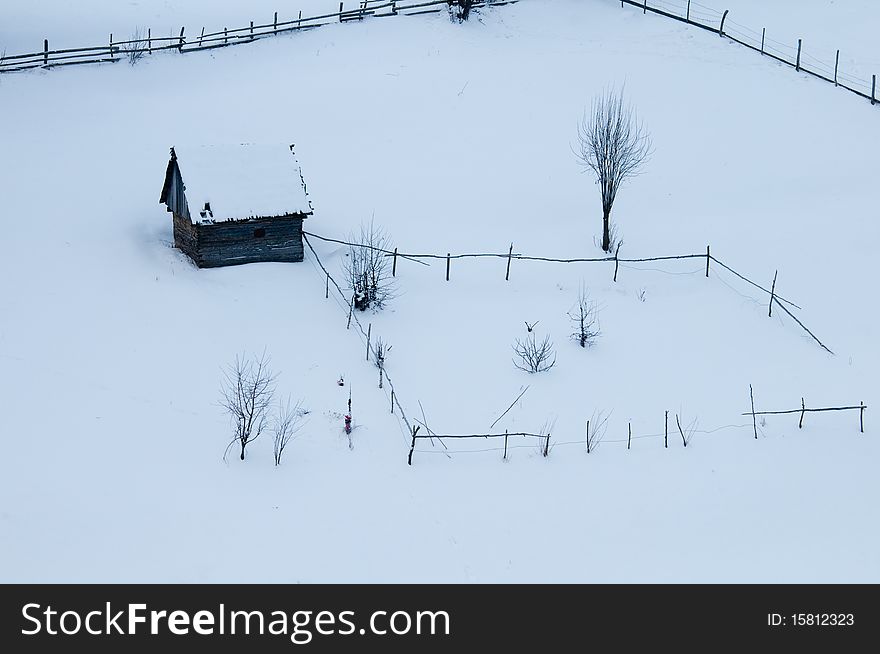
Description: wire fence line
xmin=617 ymin=0 xmax=879 ymax=107
xmin=303 ymin=229 xmax=830 ymax=354
xmin=0 ymin=0 xmax=516 ymax=73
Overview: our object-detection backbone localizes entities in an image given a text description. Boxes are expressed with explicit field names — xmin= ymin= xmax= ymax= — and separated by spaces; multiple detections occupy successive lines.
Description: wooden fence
xmin=0 ymin=0 xmax=515 ymax=73
xmin=617 ymin=0 xmax=879 ymax=107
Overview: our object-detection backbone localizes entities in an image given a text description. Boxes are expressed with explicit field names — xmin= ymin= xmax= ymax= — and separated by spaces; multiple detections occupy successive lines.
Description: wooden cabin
xmin=159 ymin=143 xmax=313 ymax=268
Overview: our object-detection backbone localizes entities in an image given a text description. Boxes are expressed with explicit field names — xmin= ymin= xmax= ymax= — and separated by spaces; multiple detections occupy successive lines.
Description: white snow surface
xmin=1 ymin=0 xmax=879 ymax=583
xmin=172 ymin=143 xmax=312 ymax=222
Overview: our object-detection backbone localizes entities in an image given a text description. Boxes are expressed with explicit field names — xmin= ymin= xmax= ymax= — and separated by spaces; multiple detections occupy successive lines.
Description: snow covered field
xmin=1 ymin=0 xmax=878 ymax=582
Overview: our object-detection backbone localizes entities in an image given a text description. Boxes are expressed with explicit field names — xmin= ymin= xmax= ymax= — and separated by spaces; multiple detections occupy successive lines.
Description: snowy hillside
xmin=1 ymin=0 xmax=878 ymax=582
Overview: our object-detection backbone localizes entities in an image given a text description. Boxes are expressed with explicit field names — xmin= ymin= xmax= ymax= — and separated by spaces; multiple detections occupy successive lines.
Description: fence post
xmin=719 ymin=10 xmax=729 ymax=36
xmin=407 ymin=426 xmax=420 ymax=466
xmin=750 ymin=384 xmax=758 ymax=439
xmin=503 ymin=430 xmax=508 ymax=460
xmin=872 ymin=75 xmax=877 ymax=105
xmin=446 ymin=253 xmax=451 ymax=281
xmin=834 ymin=50 xmax=839 ymax=86
xmin=392 ymin=247 xmax=398 ymax=277
xmin=643 ymin=0 xmax=647 ymax=15
xmin=686 ymin=0 xmax=691 ymax=22
xmin=613 ymin=243 xmax=621 ymax=282
xmin=109 ymin=33 xmax=113 ymax=58
xmin=586 ymin=419 xmax=591 ymax=454
xmin=705 ymin=245 xmax=710 ymax=277
xmin=760 ymin=28 xmax=765 ymax=54
xmin=339 ymin=2 xmax=344 ymax=22
xmin=298 ymin=11 xmax=302 ymax=28
xmin=43 ymin=39 xmax=48 ymax=66
xmin=799 ymin=397 xmax=806 ymax=429
xmin=347 ymin=295 xmax=354 ymax=329
xmin=274 ymin=11 xmax=278 ymax=33
xmin=505 ymin=243 xmax=513 ymax=281
xmin=366 ymin=323 xmax=371 ymax=361
xmin=543 ymin=433 xmax=550 ymax=457
xmin=391 ymin=390 xmax=394 ymax=414
xmin=199 ymin=27 xmax=205 ymax=47
xmin=325 ymin=272 xmax=329 ymax=299
xmin=664 ymin=411 xmax=668 ymax=448
xmin=796 ymin=39 xmax=802 ymax=71
xmin=627 ymin=422 xmax=632 ymax=450
xmin=768 ymin=270 xmax=777 ymax=317
xmin=178 ymin=27 xmax=185 ymax=52
xmin=250 ymin=20 xmax=254 ymax=40
xmin=224 ymin=27 xmax=228 ymax=44
xmin=148 ymin=28 xmax=152 ymax=53
xmin=860 ymin=402 xmax=865 ymax=433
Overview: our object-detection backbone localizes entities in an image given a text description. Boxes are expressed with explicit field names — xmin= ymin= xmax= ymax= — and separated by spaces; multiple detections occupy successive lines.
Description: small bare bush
xmin=273 ymin=396 xmax=306 ymax=466
xmin=374 ymin=337 xmax=391 ymax=389
xmin=122 ymin=28 xmax=149 ymax=65
xmin=513 ymin=333 xmax=557 ymax=373
xmin=449 ymin=0 xmax=476 ymax=22
xmin=220 ymin=352 xmax=276 ymax=461
xmin=344 ymin=220 xmax=394 ymax=311
xmin=568 ymin=286 xmax=600 ymax=348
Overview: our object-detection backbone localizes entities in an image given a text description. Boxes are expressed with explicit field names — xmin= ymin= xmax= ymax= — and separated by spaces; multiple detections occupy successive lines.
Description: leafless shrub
xmin=273 ymin=396 xmax=306 ymax=466
xmin=122 ymin=28 xmax=149 ymax=65
xmin=568 ymin=286 xmax=600 ymax=348
xmin=448 ymin=0 xmax=476 ymax=22
xmin=374 ymin=337 xmax=391 ymax=389
xmin=575 ymin=87 xmax=652 ymax=252
xmin=535 ymin=417 xmax=557 ymax=456
xmin=344 ymin=220 xmax=394 ymax=311
xmin=220 ymin=352 xmax=276 ymax=461
xmin=585 ymin=409 xmax=611 ymax=454
xmin=513 ymin=333 xmax=556 ymax=373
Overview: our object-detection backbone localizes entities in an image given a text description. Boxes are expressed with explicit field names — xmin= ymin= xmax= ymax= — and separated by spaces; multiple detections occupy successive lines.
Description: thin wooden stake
xmin=613 ymin=243 xmax=621 ymax=282
xmin=199 ymin=27 xmax=205 ymax=47
xmin=834 ymin=49 xmax=839 ymax=86
xmin=148 ymin=28 xmax=152 ymax=53
xmin=391 ymin=390 xmax=394 ymax=414
xmin=543 ymin=433 xmax=550 ymax=457
xmin=325 ymin=272 xmax=329 ymax=299
xmin=503 ymin=430 xmax=509 ymax=460
xmin=392 ymin=247 xmax=398 ymax=276
xmin=274 ymin=11 xmax=278 ymax=33
xmin=796 ymin=38 xmax=802 ymax=71
xmin=643 ymin=0 xmax=647 ymax=15
xmin=676 ymin=414 xmax=687 ymax=447
xmin=505 ymin=243 xmax=513 ymax=281
xmin=872 ymin=75 xmax=877 ymax=106
xmin=706 ymin=245 xmax=710 ymax=277
xmin=664 ymin=411 xmax=668 ymax=448
xmin=769 ymin=270 xmax=778 ymax=317
xmin=178 ymin=26 xmax=185 ymax=51
xmin=719 ymin=10 xmax=729 ymax=37
xmin=43 ymin=39 xmax=48 ymax=66
xmin=686 ymin=0 xmax=691 ymax=22
xmin=298 ymin=11 xmax=302 ymax=28
xmin=627 ymin=422 xmax=632 ymax=450
xmin=446 ymin=253 xmax=451 ymax=281
xmin=860 ymin=402 xmax=865 ymax=433
xmin=407 ymin=425 xmax=420 ymax=465
xmin=339 ymin=2 xmax=344 ymax=22
xmin=586 ymin=419 xmax=591 ymax=454
xmin=250 ymin=21 xmax=254 ymax=40
xmin=366 ymin=323 xmax=371 ymax=361
xmin=109 ymin=33 xmax=113 ymax=57
xmin=224 ymin=27 xmax=228 ymax=44
xmin=760 ymin=28 xmax=765 ymax=54
xmin=347 ymin=296 xmax=354 ymax=329
xmin=750 ymin=384 xmax=758 ymax=439
xmin=799 ymin=397 xmax=806 ymax=429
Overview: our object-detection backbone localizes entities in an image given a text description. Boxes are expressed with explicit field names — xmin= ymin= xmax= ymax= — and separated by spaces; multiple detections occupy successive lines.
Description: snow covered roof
xmin=173 ymin=143 xmax=313 ymax=223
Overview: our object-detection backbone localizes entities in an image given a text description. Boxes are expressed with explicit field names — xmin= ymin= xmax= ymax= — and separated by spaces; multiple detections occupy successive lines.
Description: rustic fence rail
xmin=300 ymin=232 xmax=867 ymax=466
xmin=0 ymin=0 xmax=515 ymax=73
xmin=617 ymin=0 xmax=879 ymax=107
xmin=303 ymin=230 xmax=831 ymax=355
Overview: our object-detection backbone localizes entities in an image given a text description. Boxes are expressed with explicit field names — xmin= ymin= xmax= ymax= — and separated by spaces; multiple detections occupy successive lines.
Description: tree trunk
xmin=240 ymin=442 xmax=246 ymax=460
xmin=602 ymin=208 xmax=611 ymax=252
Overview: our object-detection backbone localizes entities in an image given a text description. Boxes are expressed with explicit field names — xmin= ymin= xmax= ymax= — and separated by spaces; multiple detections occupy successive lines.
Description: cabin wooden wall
xmin=184 ymin=215 xmax=305 ymax=268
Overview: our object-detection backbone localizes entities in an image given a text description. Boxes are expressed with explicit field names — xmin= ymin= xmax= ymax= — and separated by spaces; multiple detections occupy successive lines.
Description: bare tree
xmin=273 ymin=396 xmax=306 ymax=466
xmin=568 ymin=286 xmax=600 ymax=348
xmin=374 ymin=337 xmax=391 ymax=389
xmin=343 ymin=220 xmax=394 ymax=311
xmin=575 ymin=88 xmax=652 ymax=252
xmin=513 ymin=333 xmax=557 ymax=373
xmin=220 ymin=352 xmax=276 ymax=461
xmin=122 ymin=28 xmax=149 ymax=65
xmin=585 ymin=409 xmax=612 ymax=454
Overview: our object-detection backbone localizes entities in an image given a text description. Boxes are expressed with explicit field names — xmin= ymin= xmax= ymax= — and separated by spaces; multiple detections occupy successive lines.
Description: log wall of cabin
xmin=172 ymin=212 xmax=199 ymax=263
xmin=193 ymin=215 xmax=305 ymax=268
